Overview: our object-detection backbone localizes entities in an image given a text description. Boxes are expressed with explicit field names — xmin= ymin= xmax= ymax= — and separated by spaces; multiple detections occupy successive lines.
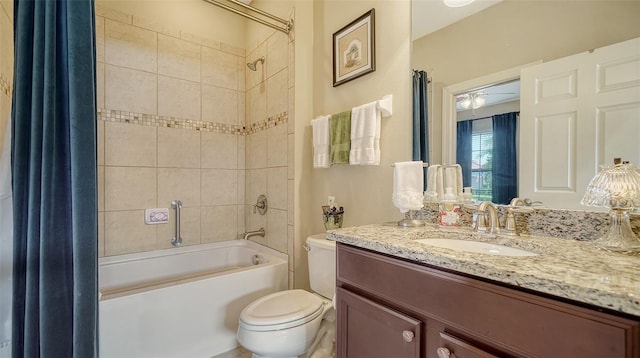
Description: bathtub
xmin=99 ymin=240 xmax=288 ymax=358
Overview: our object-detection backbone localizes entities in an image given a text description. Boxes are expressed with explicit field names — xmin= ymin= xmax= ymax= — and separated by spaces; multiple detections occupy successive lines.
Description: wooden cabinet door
xmin=336 ymin=287 xmax=421 ymax=358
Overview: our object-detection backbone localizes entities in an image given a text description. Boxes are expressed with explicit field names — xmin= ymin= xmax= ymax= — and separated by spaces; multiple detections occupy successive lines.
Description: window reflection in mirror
xmin=455 ymin=80 xmax=519 ymax=204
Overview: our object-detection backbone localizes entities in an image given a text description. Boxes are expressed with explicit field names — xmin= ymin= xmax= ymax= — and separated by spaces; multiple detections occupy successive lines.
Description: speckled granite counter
xmin=327 ymin=224 xmax=640 ymax=317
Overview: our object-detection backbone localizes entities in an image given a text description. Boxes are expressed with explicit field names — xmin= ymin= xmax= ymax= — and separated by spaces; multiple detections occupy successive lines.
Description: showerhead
xmin=247 ymin=56 xmax=265 ymax=71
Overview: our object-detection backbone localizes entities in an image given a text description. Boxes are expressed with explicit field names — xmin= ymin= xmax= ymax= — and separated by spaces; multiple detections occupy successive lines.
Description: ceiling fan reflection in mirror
xmin=455 ymin=79 xmax=520 ymax=111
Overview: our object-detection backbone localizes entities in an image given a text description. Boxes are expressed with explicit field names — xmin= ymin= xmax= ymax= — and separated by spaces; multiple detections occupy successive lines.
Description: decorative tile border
xmin=97 ymin=108 xmax=287 ymax=136
xmin=0 ymin=73 xmax=12 ymax=96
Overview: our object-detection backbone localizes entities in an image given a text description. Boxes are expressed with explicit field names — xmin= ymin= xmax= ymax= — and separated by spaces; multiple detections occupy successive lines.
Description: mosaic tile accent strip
xmin=97 ymin=108 xmax=288 ymax=135
xmin=0 ymin=73 xmax=12 ymax=96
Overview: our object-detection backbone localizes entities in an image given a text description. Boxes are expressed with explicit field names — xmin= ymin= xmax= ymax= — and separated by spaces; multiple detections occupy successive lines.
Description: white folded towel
xmin=350 ymin=101 xmax=381 ymax=165
xmin=443 ymin=164 xmax=464 ymax=201
xmin=392 ymin=161 xmax=425 ymax=213
xmin=311 ymin=115 xmax=330 ymax=168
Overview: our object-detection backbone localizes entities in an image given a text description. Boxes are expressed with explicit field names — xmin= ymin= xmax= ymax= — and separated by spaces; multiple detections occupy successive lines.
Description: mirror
xmin=411 ymin=0 xmax=640 ymax=209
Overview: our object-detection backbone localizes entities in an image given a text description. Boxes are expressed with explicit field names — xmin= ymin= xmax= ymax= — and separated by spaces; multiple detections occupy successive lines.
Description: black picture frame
xmin=332 ymin=9 xmax=376 ymax=87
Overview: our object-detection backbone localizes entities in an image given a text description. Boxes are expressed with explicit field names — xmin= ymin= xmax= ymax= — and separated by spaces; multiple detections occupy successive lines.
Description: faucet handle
xmin=502 ymin=207 xmax=519 ymax=236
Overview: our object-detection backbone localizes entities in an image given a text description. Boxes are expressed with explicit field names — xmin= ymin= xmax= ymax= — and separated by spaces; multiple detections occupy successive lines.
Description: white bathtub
xmin=99 ymin=240 xmax=288 ymax=358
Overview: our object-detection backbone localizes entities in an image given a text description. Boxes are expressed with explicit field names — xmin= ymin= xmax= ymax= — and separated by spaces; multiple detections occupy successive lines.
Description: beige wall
xmin=0 ymin=0 xmax=13 ymax=154
xmin=412 ymin=0 xmax=640 ymax=164
xmin=293 ymin=0 xmax=412 ymax=288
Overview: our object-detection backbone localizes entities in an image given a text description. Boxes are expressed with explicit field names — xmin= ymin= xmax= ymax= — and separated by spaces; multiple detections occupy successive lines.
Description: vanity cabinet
xmin=336 ymin=243 xmax=640 ymax=358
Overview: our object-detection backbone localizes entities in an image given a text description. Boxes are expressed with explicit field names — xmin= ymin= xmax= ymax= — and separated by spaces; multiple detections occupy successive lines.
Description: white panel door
xmin=520 ymin=37 xmax=640 ymax=209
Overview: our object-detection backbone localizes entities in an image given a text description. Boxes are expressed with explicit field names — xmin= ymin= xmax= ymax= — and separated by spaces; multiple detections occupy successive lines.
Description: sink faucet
xmin=474 ymin=201 xmax=500 ymax=234
xmin=242 ymin=228 xmax=265 ymax=240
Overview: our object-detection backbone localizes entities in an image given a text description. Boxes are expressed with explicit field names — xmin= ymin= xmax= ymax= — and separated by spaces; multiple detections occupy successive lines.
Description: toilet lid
xmin=240 ymin=289 xmax=324 ymax=328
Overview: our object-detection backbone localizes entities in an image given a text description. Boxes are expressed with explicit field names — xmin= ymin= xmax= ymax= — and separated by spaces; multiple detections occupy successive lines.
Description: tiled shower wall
xmin=96 ymin=3 xmax=293 ymax=273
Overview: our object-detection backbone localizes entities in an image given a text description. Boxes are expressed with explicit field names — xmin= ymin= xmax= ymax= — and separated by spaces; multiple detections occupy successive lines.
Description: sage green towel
xmin=330 ymin=111 xmax=351 ymax=164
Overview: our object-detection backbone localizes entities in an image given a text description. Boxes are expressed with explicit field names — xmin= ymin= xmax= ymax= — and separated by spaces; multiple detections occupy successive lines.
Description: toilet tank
xmin=306 ymin=234 xmax=336 ymax=299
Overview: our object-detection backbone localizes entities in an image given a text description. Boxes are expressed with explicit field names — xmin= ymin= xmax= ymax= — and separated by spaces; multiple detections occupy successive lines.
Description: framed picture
xmin=332 ymin=9 xmax=375 ymax=87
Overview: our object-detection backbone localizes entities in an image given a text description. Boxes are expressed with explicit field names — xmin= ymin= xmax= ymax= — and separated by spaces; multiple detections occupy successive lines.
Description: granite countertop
xmin=326 ymin=223 xmax=640 ymax=317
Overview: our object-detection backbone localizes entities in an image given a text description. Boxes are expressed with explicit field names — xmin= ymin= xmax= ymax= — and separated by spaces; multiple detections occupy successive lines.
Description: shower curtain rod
xmin=201 ymin=0 xmax=293 ymax=34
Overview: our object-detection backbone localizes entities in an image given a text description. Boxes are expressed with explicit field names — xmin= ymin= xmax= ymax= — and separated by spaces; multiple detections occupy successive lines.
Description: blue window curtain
xmin=412 ymin=70 xmax=429 ymax=189
xmin=12 ymin=0 xmax=98 ymax=357
xmin=456 ymin=120 xmax=473 ymax=187
xmin=492 ymin=112 xmax=518 ymax=204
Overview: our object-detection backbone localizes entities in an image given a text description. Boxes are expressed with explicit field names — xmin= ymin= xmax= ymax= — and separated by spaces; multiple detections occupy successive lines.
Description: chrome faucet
xmin=242 ymin=228 xmax=265 ymax=240
xmin=474 ymin=201 xmax=500 ymax=234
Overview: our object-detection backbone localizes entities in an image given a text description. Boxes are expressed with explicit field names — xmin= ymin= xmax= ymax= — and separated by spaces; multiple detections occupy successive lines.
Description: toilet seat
xmin=239 ymin=289 xmax=326 ymax=332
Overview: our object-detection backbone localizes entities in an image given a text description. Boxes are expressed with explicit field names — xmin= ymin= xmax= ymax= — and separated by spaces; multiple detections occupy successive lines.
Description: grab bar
xmin=171 ymin=200 xmax=183 ymax=246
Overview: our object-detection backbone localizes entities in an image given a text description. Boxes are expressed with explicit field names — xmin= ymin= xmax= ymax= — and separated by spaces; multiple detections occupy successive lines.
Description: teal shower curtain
xmin=492 ymin=112 xmax=518 ymax=204
xmin=12 ymin=0 xmax=98 ymax=356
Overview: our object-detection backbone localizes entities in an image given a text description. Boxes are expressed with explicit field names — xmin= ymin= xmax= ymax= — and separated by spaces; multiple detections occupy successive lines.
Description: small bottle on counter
xmin=438 ymin=187 xmax=461 ymax=227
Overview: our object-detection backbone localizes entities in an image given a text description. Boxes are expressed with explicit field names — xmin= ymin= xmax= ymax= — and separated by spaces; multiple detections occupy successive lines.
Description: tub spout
xmin=243 ymin=228 xmax=265 ymax=240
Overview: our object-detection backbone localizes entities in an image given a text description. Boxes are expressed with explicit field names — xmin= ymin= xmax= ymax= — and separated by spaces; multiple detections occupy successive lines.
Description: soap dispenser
xmin=438 ymin=187 xmax=461 ymax=226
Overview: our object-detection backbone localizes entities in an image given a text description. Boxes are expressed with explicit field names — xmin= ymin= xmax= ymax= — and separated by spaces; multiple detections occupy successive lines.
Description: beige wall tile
xmin=158 ymin=76 xmax=201 ymax=121
xmin=98 ymin=212 xmax=105 ymax=258
xmin=202 ymin=47 xmax=238 ymax=90
xmin=237 ymin=205 xmax=246 ymax=240
xmin=201 ymin=169 xmax=238 ymax=205
xmin=96 ymin=62 xmax=105 ymax=109
xmin=237 ymin=135 xmax=246 ymax=170
xmin=288 ymin=86 xmax=294 ymax=134
xmin=158 ymin=34 xmax=200 ymax=82
xmin=98 ymin=165 xmax=105 ymax=212
xmin=238 ymin=92 xmax=246 ymax=127
xmin=201 ymin=132 xmax=237 ymax=169
xmin=181 ymin=31 xmax=220 ymax=50
xmin=267 ymin=167 xmax=287 ymax=210
xmin=202 ymin=85 xmax=238 ymax=125
xmin=201 ymin=205 xmax=238 ymax=242
xmin=288 ymin=41 xmax=295 ymax=89
xmin=158 ymin=168 xmax=201 ymax=208
xmin=288 ymin=179 xmax=294 ymax=226
xmin=267 ymin=69 xmax=287 ymax=118
xmin=246 ymin=43 xmax=266 ymax=90
xmin=266 ymin=209 xmax=287 ymax=253
xmin=221 ymin=43 xmax=245 ymax=57
xmin=266 ymin=33 xmax=288 ymax=78
xmin=105 ymin=19 xmax=157 ymax=72
xmin=105 ymin=121 xmax=157 ymax=167
xmin=245 ymin=168 xmax=266 ymax=206
xmin=267 ymin=124 xmax=287 ymax=167
xmin=104 ymin=166 xmax=157 ymax=211
xmin=95 ymin=4 xmax=131 ymax=24
xmin=237 ymin=169 xmax=245 ymax=205
xmin=97 ymin=120 xmax=105 ymax=165
xmin=246 ymin=84 xmax=266 ymax=126
xmin=133 ymin=16 xmax=180 ymax=38
xmin=237 ymin=57 xmax=246 ymax=92
xmin=246 ymin=131 xmax=266 ymax=169
xmin=158 ymin=206 xmax=201 ymax=248
xmin=96 ymin=16 xmax=105 ymax=63
xmin=287 ymin=224 xmax=294 ymax=271
xmin=157 ymin=127 xmax=200 ymax=168
xmin=105 ymin=64 xmax=157 ymax=114
xmin=105 ymin=210 xmax=157 ymax=256
xmin=287 ymin=133 xmax=294 ymax=179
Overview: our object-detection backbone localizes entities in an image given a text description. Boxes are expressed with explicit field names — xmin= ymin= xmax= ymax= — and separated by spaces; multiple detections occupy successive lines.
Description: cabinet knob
xmin=437 ymin=347 xmax=451 ymax=358
xmin=402 ymin=330 xmax=414 ymax=343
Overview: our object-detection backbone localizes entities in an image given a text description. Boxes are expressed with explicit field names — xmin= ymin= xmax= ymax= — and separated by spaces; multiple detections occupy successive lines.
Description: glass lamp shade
xmin=581 ymin=163 xmax=640 ymax=253
xmin=443 ymin=0 xmax=475 ymax=8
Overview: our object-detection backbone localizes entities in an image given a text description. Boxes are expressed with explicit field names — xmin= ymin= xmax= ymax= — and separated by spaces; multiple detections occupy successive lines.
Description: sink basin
xmin=415 ymin=238 xmax=538 ymax=257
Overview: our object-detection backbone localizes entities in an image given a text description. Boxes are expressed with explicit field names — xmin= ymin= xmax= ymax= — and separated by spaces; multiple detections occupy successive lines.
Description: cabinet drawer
xmin=438 ymin=332 xmax=499 ymax=358
xmin=337 ymin=243 xmax=639 ymax=357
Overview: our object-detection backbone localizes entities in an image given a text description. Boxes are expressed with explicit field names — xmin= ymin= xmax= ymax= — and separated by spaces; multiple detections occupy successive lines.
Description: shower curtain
xmin=12 ymin=0 xmax=98 ymax=356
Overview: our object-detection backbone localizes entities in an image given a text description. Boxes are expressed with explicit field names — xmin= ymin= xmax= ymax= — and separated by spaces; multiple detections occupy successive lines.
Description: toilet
xmin=237 ymin=234 xmax=336 ymax=358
